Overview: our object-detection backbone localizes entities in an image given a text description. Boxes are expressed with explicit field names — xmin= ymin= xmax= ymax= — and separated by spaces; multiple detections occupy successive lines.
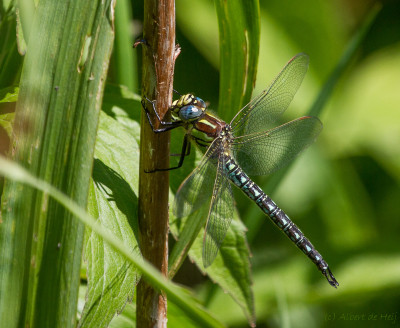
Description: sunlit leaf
xmin=0 ymin=86 xmax=19 ymax=103
xmin=170 ymin=206 xmax=255 ymax=326
xmin=80 ymin=111 xmax=141 ymax=328
xmin=215 ymin=0 xmax=260 ymax=121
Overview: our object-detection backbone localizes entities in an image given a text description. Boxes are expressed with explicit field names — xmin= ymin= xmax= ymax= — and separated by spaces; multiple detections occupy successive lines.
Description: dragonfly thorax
xmin=170 ymin=94 xmax=206 ymax=123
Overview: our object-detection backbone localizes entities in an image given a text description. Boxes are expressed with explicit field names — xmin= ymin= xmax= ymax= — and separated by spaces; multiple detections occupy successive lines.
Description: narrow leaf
xmin=0 ymin=1 xmax=115 ymax=327
xmin=0 ymin=155 xmax=225 ymax=328
xmin=215 ymin=0 xmax=260 ymax=120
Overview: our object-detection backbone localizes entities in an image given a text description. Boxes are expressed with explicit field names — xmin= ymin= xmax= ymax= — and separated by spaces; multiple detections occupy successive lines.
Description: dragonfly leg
xmin=141 ymin=97 xmax=182 ymax=133
xmin=145 ymin=134 xmax=191 ymax=173
xmin=171 ymin=138 xmax=191 ymax=157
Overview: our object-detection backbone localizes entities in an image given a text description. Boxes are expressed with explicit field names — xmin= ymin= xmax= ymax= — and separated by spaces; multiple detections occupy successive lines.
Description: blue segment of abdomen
xmin=224 ymin=154 xmax=330 ymax=273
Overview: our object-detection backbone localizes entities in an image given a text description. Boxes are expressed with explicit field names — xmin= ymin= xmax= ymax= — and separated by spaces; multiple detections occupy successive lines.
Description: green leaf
xmin=169 ymin=2 xmax=260 ymax=324
xmin=0 ymin=86 xmax=19 ymax=103
xmin=193 ymin=214 xmax=255 ymax=326
xmin=15 ymin=5 xmax=27 ymax=55
xmin=79 ymin=111 xmax=141 ymax=327
xmin=0 ymin=6 xmax=23 ymax=88
xmin=0 ymin=112 xmax=13 ymax=138
xmin=176 ymin=0 xmax=260 ymax=118
xmin=112 ymin=0 xmax=137 ymax=91
xmin=102 ymin=84 xmax=142 ymax=141
xmin=0 ymin=1 xmax=115 ymax=327
xmin=80 ymin=87 xmax=223 ymax=327
xmin=175 ymin=0 xmax=219 ymax=68
xmin=215 ymin=0 xmax=260 ymax=121
xmin=169 ymin=197 xmax=208 ymax=278
xmin=109 ymin=303 xmax=136 ymax=328
xmin=0 ymin=155 xmax=225 ymax=328
xmin=168 ymin=141 xmax=255 ymax=324
xmin=0 ymin=86 xmax=18 ymax=151
xmin=108 ymin=288 xmax=215 ymax=328
xmin=170 ymin=205 xmax=255 ymax=326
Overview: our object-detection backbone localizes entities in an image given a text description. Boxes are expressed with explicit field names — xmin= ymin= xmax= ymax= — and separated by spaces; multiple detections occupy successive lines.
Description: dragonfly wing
xmin=230 ymin=53 xmax=309 ymax=136
xmin=203 ymin=151 xmax=234 ymax=267
xmin=232 ymin=116 xmax=322 ymax=176
xmin=173 ymin=139 xmax=220 ymax=218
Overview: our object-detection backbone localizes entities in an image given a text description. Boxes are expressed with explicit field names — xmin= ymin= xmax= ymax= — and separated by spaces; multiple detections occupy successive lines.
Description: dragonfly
xmin=142 ymin=53 xmax=338 ymax=288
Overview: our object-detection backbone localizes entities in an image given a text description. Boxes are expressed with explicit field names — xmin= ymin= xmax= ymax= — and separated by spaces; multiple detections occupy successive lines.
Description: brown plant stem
xmin=136 ymin=0 xmax=176 ymax=327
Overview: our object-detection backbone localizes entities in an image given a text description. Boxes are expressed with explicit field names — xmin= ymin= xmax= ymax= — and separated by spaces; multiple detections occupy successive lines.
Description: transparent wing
xmin=230 ymin=53 xmax=309 ymax=136
xmin=173 ymin=139 xmax=220 ymax=218
xmin=232 ymin=116 xmax=322 ymax=176
xmin=202 ymin=151 xmax=234 ymax=267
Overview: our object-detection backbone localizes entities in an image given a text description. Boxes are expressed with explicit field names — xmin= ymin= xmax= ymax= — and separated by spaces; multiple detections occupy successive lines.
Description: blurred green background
xmin=106 ymin=0 xmax=400 ymax=327
xmin=1 ymin=0 xmax=397 ymax=327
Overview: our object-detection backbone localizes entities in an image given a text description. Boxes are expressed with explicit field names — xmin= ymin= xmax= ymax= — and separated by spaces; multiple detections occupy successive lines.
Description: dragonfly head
xmin=170 ymin=94 xmax=207 ymax=122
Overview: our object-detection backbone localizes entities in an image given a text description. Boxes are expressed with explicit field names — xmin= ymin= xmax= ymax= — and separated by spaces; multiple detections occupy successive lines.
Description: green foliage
xmin=1 ymin=0 xmax=400 ymax=327
xmin=215 ymin=0 xmax=260 ymax=121
xmin=0 ymin=154 xmax=223 ymax=328
xmin=80 ymin=111 xmax=141 ymax=327
xmin=170 ymin=204 xmax=254 ymax=324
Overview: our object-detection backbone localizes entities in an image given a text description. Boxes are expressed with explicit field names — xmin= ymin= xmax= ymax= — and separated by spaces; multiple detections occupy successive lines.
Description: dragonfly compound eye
xmin=179 ymin=105 xmax=203 ymax=121
xmin=193 ymin=97 xmax=206 ymax=109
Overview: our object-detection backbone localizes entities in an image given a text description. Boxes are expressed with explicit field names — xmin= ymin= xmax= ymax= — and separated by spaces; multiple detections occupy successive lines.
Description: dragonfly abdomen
xmin=224 ymin=155 xmax=338 ymax=287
